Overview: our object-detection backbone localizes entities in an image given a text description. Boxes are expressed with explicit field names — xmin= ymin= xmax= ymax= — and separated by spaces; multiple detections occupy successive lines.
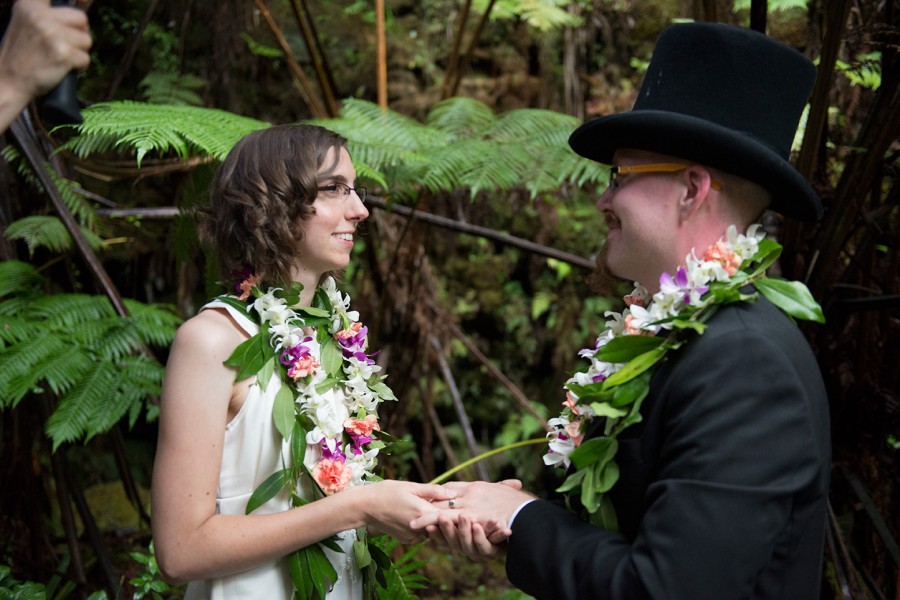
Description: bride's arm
xmin=151 ymin=311 xmax=452 ymax=584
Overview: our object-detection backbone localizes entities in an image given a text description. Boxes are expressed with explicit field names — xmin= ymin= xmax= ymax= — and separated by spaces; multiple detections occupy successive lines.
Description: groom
xmin=412 ymin=22 xmax=830 ymax=600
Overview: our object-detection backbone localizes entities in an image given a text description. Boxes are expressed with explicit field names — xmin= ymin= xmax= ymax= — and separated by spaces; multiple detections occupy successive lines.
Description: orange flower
xmin=344 ymin=414 xmax=380 ymax=436
xmin=623 ymin=314 xmax=643 ymax=336
xmin=565 ymin=419 xmax=584 ymax=447
xmin=703 ymin=241 xmax=742 ymax=276
xmin=563 ymin=391 xmax=580 ymax=416
xmin=287 ymin=355 xmax=320 ymax=380
xmin=313 ymin=458 xmax=351 ymax=495
xmin=237 ymin=274 xmax=262 ymax=301
xmin=335 ymin=322 xmax=364 ymax=341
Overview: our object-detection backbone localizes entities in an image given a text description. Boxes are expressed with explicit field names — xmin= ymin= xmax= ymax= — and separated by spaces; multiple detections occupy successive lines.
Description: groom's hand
xmin=409 ymin=479 xmax=534 ymax=560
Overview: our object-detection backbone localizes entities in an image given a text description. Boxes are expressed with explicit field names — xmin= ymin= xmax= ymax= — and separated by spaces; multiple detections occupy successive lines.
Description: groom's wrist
xmin=508 ymin=499 xmax=536 ymax=528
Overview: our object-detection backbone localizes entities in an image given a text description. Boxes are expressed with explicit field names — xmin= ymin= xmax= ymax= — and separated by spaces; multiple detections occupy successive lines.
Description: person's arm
xmin=151 ymin=310 xmax=453 ymax=585
xmin=0 ymin=0 xmax=91 ymax=132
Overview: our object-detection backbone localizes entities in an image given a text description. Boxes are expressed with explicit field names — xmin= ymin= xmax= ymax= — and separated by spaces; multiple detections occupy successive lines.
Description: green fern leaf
xmin=59 ymin=101 xmax=270 ymax=166
xmin=0 ymin=260 xmax=42 ymax=297
xmin=426 ymin=97 xmax=497 ymax=139
xmin=0 ymin=334 xmax=62 ymax=407
xmin=33 ymin=294 xmax=116 ymax=328
xmin=30 ymin=346 xmax=93 ymax=397
xmin=3 ymin=215 xmax=102 ymax=255
xmin=45 ymin=360 xmax=118 ymax=450
xmin=123 ymin=299 xmax=182 ymax=347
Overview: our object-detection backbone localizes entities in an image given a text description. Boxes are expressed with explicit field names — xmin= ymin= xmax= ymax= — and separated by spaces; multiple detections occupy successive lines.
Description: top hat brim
xmin=569 ymin=110 xmax=823 ymax=221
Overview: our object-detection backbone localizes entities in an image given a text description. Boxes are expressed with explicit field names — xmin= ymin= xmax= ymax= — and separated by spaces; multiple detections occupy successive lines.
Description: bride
xmin=151 ymin=124 xmax=454 ymax=599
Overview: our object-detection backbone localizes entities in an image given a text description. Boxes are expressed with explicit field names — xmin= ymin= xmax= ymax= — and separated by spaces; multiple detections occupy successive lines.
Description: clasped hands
xmin=409 ymin=479 xmax=534 ymax=561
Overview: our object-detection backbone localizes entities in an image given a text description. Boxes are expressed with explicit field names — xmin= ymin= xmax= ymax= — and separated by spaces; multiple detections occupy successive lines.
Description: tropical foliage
xmin=0 ymin=260 xmax=179 ymax=450
xmin=0 ymin=1 xmax=896 ymax=599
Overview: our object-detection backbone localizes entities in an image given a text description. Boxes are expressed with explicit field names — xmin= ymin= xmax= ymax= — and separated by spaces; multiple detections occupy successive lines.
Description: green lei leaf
xmin=272 ymin=384 xmax=296 ymax=441
xmin=602 ymin=344 xmax=667 ymax=387
xmin=289 ymin=545 xmax=338 ymax=600
xmin=223 ymin=332 xmax=271 ymax=381
xmin=756 ymin=278 xmax=826 ymax=323
xmin=370 ymin=380 xmax=398 ymax=402
xmin=257 ymin=356 xmax=276 ymax=391
xmin=570 ymin=436 xmax=617 ymax=469
xmin=318 ymin=336 xmax=344 ymax=379
xmin=245 ymin=468 xmax=291 ymax=515
xmin=745 ymin=238 xmax=782 ymax=273
xmin=593 ymin=334 xmax=665 ymax=363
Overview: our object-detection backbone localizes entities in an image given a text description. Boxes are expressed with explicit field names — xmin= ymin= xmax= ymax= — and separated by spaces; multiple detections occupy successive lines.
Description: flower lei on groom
xmin=544 ymin=224 xmax=825 ymax=529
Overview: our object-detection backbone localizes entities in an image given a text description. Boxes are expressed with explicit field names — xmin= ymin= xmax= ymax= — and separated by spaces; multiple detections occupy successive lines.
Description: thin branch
xmin=376 ymin=0 xmax=388 ymax=110
xmin=430 ymin=335 xmax=490 ymax=481
xmin=425 ymin=396 xmax=461 ymax=478
xmin=448 ymin=0 xmax=498 ymax=98
xmin=429 ymin=300 xmax=549 ymax=430
xmin=95 ymin=195 xmax=598 ymax=270
xmin=367 ymin=195 xmax=596 ymax=269
xmin=782 ymin=1 xmax=852 ymax=281
xmin=288 ymin=0 xmax=339 ymax=116
xmin=9 ymin=115 xmax=130 ymax=317
xmin=255 ymin=0 xmax=328 ymax=119
xmin=104 ymin=0 xmax=161 ymax=101
xmin=441 ymin=0 xmax=473 ymax=100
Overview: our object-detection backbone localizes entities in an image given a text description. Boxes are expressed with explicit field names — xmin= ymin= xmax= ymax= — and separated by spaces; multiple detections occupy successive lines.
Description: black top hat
xmin=569 ymin=23 xmax=823 ymax=221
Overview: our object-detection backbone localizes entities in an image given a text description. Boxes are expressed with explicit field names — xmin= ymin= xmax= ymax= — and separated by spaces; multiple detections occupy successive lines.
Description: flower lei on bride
xmin=544 ymin=224 xmax=825 ymax=530
xmin=216 ymin=275 xmax=399 ymax=599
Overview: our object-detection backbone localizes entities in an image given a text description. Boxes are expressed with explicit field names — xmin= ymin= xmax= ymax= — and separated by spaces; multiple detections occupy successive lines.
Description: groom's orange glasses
xmin=608 ymin=163 xmax=723 ymax=191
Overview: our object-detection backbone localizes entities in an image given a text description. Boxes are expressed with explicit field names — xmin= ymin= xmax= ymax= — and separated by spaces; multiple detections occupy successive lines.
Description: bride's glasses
xmin=316 ymin=182 xmax=367 ymax=203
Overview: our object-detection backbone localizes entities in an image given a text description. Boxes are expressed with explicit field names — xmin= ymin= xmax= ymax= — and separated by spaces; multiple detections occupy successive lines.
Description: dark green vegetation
xmin=1 ymin=1 xmax=897 ymax=598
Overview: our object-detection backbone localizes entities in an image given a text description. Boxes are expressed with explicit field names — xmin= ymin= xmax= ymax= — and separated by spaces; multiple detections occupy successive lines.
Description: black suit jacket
xmin=506 ymin=295 xmax=830 ymax=600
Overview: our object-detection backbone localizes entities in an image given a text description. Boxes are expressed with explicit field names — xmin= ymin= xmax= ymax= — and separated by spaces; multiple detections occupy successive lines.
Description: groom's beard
xmin=587 ymin=242 xmax=621 ymax=297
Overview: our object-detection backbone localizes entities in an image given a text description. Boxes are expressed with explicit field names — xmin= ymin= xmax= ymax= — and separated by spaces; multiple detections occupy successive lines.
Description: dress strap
xmin=201 ymin=299 xmax=260 ymax=337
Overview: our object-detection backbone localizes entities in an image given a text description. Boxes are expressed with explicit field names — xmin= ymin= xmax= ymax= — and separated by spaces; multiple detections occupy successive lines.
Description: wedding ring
xmin=448 ymin=499 xmax=457 ymax=509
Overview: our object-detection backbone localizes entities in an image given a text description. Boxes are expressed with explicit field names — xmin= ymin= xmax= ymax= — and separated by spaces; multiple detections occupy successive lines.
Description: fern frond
xmin=122 ymin=299 xmax=181 ymax=347
xmin=370 ymin=537 xmax=429 ymax=599
xmin=487 ymin=108 xmax=579 ymax=145
xmin=419 ymin=139 xmax=491 ymax=193
xmin=0 ymin=314 xmax=40 ymax=348
xmin=140 ymin=71 xmax=207 ymax=106
xmin=59 ymin=101 xmax=270 ymax=165
xmin=426 ymin=97 xmax=497 ymax=140
xmin=311 ymin=99 xmax=447 ymax=170
xmin=96 ymin=319 xmax=147 ymax=360
xmin=45 ymin=355 xmax=165 ymax=449
xmin=0 ymin=334 xmax=62 ymax=407
xmin=3 ymin=215 xmax=103 ymax=255
xmin=0 ymin=260 xmax=42 ymax=298
xmin=30 ymin=346 xmax=93 ymax=397
xmin=45 ymin=360 xmax=118 ymax=450
xmin=514 ymin=0 xmax=583 ymax=31
xmin=33 ymin=294 xmax=117 ymax=328
xmin=46 ymin=167 xmax=97 ymax=229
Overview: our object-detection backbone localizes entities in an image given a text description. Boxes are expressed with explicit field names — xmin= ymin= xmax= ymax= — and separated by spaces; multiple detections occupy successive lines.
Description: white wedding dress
xmin=183 ymin=299 xmax=362 ymax=600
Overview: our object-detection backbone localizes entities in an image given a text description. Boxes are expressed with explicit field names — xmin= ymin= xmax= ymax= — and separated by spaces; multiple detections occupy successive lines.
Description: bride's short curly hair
xmin=197 ymin=124 xmax=347 ymax=287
